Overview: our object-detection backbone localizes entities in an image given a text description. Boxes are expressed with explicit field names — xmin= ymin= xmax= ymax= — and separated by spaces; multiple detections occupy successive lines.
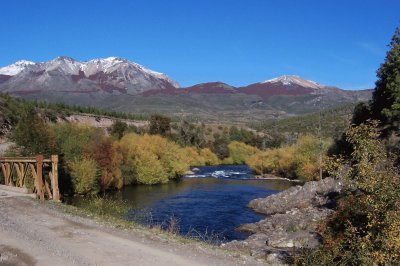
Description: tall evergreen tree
xmin=370 ymin=27 xmax=400 ymax=129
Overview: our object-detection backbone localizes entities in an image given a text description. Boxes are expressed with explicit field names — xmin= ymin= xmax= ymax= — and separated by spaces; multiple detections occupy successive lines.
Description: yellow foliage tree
xmin=227 ymin=141 xmax=259 ymax=164
xmin=247 ymin=135 xmax=330 ymax=181
xmin=119 ymin=133 xmax=191 ymax=184
xmin=199 ymin=148 xmax=220 ymax=165
xmin=69 ymin=158 xmax=99 ymax=195
xmin=292 ymin=135 xmax=331 ymax=181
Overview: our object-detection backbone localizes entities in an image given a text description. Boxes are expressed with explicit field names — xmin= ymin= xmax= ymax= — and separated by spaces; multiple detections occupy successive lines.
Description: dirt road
xmin=0 ymin=195 xmax=263 ymax=266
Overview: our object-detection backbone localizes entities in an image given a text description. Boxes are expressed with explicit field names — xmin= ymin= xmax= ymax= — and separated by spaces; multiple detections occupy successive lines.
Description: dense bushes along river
xmin=7 ymin=107 xmax=329 ymax=196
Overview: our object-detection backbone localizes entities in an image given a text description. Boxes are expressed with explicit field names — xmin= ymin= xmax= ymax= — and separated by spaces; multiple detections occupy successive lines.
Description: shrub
xmin=182 ymin=147 xmax=205 ymax=166
xmin=108 ymin=120 xmax=128 ymax=139
xmin=69 ymin=158 xmax=99 ymax=195
xmin=149 ymin=113 xmax=171 ymax=135
xmin=11 ymin=106 xmax=56 ymax=156
xmin=199 ymin=148 xmax=220 ymax=165
xmin=247 ymin=147 xmax=296 ymax=177
xmin=292 ymin=135 xmax=331 ymax=181
xmin=133 ymin=149 xmax=170 ymax=184
xmin=297 ymin=122 xmax=400 ymax=264
xmin=227 ymin=141 xmax=259 ymax=164
xmin=246 ymin=135 xmax=329 ymax=181
xmin=84 ymin=136 xmax=123 ymax=190
xmin=52 ymin=123 xmax=101 ymax=163
xmin=212 ymin=137 xmax=230 ymax=160
xmin=119 ymin=133 xmax=191 ymax=184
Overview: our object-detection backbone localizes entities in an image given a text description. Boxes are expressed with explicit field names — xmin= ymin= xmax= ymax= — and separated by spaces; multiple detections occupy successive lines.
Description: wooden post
xmin=15 ymin=163 xmax=23 ymax=187
xmin=0 ymin=163 xmax=6 ymax=185
xmin=5 ymin=163 xmax=11 ymax=186
xmin=35 ymin=155 xmax=44 ymax=200
xmin=44 ymin=181 xmax=53 ymax=200
xmin=20 ymin=163 xmax=28 ymax=188
xmin=51 ymin=155 xmax=60 ymax=201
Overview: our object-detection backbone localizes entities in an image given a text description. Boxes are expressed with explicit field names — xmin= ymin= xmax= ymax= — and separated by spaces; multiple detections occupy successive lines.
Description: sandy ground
xmin=0 ymin=191 xmax=265 ymax=266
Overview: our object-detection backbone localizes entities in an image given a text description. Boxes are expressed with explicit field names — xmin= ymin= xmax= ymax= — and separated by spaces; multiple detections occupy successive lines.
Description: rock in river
xmin=223 ymin=177 xmax=346 ymax=265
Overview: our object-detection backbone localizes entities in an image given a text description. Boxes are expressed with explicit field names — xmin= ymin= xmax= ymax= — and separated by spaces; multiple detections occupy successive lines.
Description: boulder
xmin=223 ymin=177 xmax=346 ymax=264
xmin=248 ymin=177 xmax=344 ymax=215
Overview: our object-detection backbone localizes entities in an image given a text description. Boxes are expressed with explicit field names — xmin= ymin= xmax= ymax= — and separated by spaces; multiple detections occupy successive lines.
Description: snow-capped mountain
xmin=0 ymin=60 xmax=35 ymax=75
xmin=0 ymin=56 xmax=179 ymax=95
xmin=0 ymin=57 xmax=372 ymax=121
xmin=238 ymin=75 xmax=328 ymax=99
xmin=261 ymin=75 xmax=323 ymax=90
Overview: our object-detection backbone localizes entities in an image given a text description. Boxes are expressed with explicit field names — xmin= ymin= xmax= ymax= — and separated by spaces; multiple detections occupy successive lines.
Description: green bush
xmin=246 ymin=135 xmax=329 ymax=181
xmin=119 ymin=133 xmax=191 ymax=185
xmin=108 ymin=120 xmax=128 ymax=139
xmin=52 ymin=123 xmax=101 ymax=163
xmin=10 ymin=106 xmax=56 ymax=156
xmin=69 ymin=158 xmax=99 ymax=195
xmin=227 ymin=141 xmax=259 ymax=164
xmin=292 ymin=135 xmax=331 ymax=181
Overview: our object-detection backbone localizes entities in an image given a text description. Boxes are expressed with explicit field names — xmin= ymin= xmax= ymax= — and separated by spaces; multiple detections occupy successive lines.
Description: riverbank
xmin=254 ymin=174 xmax=303 ymax=183
xmin=0 ymin=195 xmax=266 ymax=266
xmin=223 ymin=177 xmax=345 ymax=264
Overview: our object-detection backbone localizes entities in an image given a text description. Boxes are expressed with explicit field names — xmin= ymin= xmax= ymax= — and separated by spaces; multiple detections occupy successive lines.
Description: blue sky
xmin=0 ymin=0 xmax=399 ymax=89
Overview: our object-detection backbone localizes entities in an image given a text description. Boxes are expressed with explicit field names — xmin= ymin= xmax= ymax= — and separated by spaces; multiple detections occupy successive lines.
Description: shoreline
xmin=254 ymin=174 xmax=303 ymax=183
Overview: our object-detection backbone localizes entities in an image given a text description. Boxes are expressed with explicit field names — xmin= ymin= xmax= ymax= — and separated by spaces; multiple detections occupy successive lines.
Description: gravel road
xmin=0 ymin=195 xmax=265 ymax=266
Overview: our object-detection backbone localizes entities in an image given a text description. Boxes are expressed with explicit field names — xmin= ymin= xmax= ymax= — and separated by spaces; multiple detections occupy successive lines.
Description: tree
xmin=227 ymin=141 xmax=259 ymax=164
xmin=109 ymin=120 xmax=128 ymax=139
xmin=84 ymin=136 xmax=123 ymax=191
xmin=11 ymin=106 xmax=55 ymax=156
xmin=149 ymin=113 xmax=171 ymax=135
xmin=69 ymin=158 xmax=99 ymax=195
xmin=351 ymin=102 xmax=371 ymax=125
xmin=173 ymin=120 xmax=206 ymax=148
xmin=370 ymin=27 xmax=400 ymax=130
xmin=212 ymin=137 xmax=230 ymax=160
xmin=298 ymin=122 xmax=400 ymax=264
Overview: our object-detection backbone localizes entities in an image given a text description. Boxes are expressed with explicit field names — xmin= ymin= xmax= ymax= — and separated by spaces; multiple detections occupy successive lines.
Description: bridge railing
xmin=0 ymin=155 xmax=60 ymax=201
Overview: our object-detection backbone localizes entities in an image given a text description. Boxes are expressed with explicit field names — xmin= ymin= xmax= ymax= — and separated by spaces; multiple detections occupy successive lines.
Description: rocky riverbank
xmin=223 ymin=177 xmax=346 ymax=264
xmin=254 ymin=174 xmax=303 ymax=183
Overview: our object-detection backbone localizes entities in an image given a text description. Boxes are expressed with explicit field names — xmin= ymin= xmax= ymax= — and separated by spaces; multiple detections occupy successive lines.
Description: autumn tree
xmin=84 ymin=136 xmax=123 ymax=191
xmin=149 ymin=113 xmax=171 ymax=135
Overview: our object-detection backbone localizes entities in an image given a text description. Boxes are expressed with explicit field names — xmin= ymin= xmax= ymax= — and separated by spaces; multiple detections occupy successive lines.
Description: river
xmin=74 ymin=165 xmax=294 ymax=242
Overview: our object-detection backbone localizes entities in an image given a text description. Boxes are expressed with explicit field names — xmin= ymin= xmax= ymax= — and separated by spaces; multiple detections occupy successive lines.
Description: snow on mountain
xmin=0 ymin=60 xmax=35 ymax=75
xmin=262 ymin=75 xmax=323 ymax=89
xmin=81 ymin=57 xmax=179 ymax=88
xmin=0 ymin=56 xmax=180 ymax=94
xmin=43 ymin=56 xmax=83 ymax=75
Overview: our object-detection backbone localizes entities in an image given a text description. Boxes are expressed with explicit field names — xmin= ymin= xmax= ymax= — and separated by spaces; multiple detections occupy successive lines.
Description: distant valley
xmin=0 ymin=57 xmax=372 ymax=122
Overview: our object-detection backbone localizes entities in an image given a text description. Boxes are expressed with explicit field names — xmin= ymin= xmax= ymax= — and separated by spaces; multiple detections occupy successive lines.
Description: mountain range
xmin=0 ymin=57 xmax=372 ymax=122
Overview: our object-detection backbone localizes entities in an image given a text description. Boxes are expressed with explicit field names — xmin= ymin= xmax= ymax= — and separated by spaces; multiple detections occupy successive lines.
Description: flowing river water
xmin=73 ymin=165 xmax=294 ymax=242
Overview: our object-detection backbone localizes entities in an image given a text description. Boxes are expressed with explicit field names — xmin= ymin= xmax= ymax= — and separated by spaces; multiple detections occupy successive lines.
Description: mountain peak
xmin=0 ymin=60 xmax=35 ymax=75
xmin=262 ymin=75 xmax=323 ymax=89
xmin=185 ymin=81 xmax=236 ymax=94
xmin=15 ymin=60 xmax=35 ymax=65
xmin=0 ymin=56 xmax=180 ymax=94
xmin=54 ymin=56 xmax=76 ymax=62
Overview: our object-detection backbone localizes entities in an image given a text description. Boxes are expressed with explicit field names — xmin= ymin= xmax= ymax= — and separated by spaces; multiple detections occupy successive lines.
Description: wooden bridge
xmin=0 ymin=155 xmax=60 ymax=201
